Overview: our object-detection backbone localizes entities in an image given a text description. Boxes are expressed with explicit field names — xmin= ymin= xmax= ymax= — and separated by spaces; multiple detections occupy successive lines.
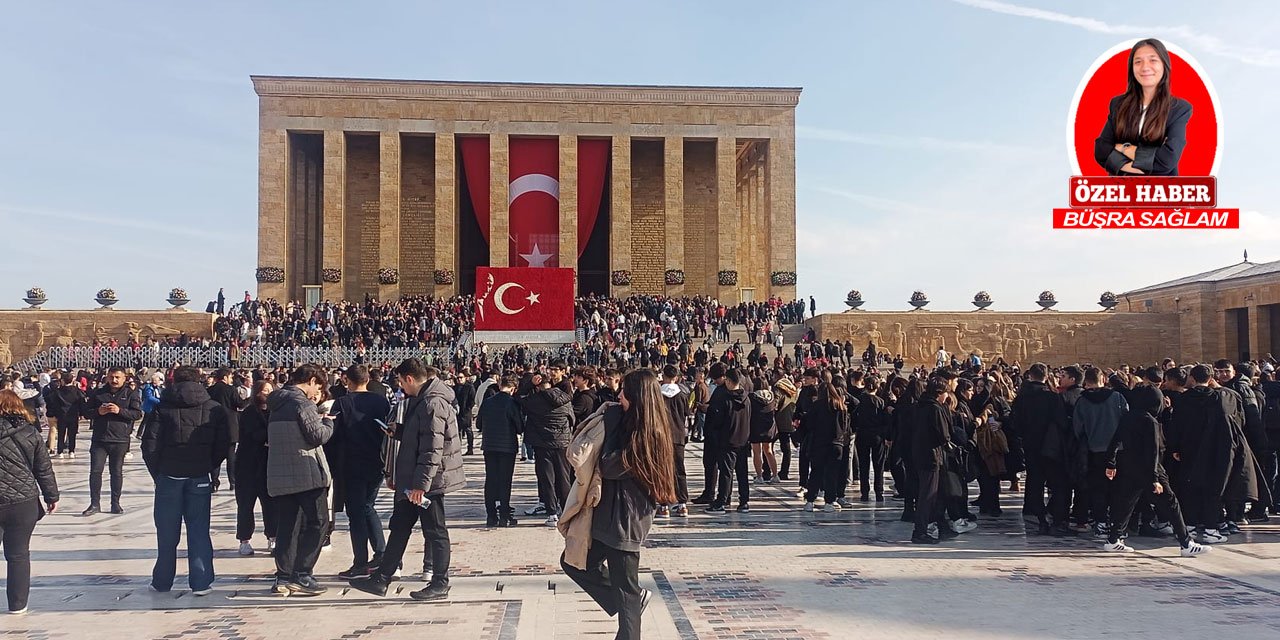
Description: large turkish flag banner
xmin=474 ymin=267 xmax=575 ymax=331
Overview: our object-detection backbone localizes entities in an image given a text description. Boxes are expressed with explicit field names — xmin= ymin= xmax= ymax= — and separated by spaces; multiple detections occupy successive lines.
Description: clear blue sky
xmin=2 ymin=0 xmax=1277 ymax=311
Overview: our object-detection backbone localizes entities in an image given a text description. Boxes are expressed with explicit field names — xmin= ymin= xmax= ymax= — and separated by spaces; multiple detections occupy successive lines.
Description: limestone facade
xmin=0 ymin=311 xmax=214 ymax=368
xmin=252 ymin=77 xmax=801 ymax=304
xmin=811 ymin=311 xmax=1180 ymax=368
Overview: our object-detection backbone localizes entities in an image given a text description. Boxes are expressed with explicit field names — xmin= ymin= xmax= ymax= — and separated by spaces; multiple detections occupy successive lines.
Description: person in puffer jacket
xmin=521 ymin=379 xmax=576 ymax=524
xmin=1073 ymin=367 xmax=1129 ymax=534
xmin=0 ymin=389 xmax=59 ymax=614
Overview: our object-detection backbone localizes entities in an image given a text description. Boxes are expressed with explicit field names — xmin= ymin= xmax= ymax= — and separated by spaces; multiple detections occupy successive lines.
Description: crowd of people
xmin=5 ymin=323 xmax=1280 ymax=635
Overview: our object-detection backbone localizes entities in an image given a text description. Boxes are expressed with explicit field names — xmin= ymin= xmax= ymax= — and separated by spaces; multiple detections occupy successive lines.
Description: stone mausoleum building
xmin=252 ymin=76 xmax=800 ymax=305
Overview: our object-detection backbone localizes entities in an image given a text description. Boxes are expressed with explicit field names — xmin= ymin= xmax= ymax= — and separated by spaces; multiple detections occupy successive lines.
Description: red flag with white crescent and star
xmin=473 ymin=267 xmax=575 ymax=331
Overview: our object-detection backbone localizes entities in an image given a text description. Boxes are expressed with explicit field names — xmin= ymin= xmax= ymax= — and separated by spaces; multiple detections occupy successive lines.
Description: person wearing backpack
xmin=141 ymin=365 xmax=230 ymax=595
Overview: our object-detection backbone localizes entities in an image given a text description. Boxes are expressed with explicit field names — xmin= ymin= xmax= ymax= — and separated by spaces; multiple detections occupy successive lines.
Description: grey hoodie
xmin=1073 ymin=387 xmax=1129 ymax=453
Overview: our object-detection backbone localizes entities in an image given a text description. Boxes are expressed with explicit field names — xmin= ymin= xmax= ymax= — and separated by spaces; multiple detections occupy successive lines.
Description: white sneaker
xmin=191 ymin=588 xmax=213 ymax=596
xmin=56 ymin=452 xmax=65 ymax=459
xmin=1102 ymin=541 xmax=1133 ymax=552
xmin=752 ymin=475 xmax=762 ymax=484
xmin=951 ymin=519 xmax=977 ymax=533
xmin=1180 ymin=542 xmax=1212 ymax=557
xmin=238 ymin=542 xmax=254 ymax=556
xmin=1198 ymin=529 xmax=1227 ymax=544
xmin=69 ymin=452 xmax=77 ymax=459
xmin=125 ymin=452 xmax=134 ymax=459
xmin=803 ymin=501 xmax=816 ymax=512
xmin=266 ymin=538 xmax=276 ymax=552
xmin=823 ymin=502 xmax=840 ymax=512
xmin=8 ymin=606 xmax=28 ymax=615
xmin=544 ymin=514 xmax=560 ymax=527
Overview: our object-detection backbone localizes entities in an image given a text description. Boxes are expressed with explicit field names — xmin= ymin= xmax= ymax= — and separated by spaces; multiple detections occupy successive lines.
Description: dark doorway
xmin=578 ymin=158 xmax=611 ymax=296
xmin=1226 ymin=307 xmax=1250 ymax=362
xmin=457 ymin=141 xmax=489 ymax=295
xmin=288 ymin=132 xmax=324 ymax=300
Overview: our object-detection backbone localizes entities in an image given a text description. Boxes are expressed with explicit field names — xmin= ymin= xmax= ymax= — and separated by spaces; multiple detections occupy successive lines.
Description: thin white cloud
xmin=796 ymin=125 xmax=1041 ymax=155
xmin=811 ymin=186 xmax=979 ymax=218
xmin=951 ymin=0 xmax=1280 ymax=67
xmin=1 ymin=204 xmax=238 ymax=241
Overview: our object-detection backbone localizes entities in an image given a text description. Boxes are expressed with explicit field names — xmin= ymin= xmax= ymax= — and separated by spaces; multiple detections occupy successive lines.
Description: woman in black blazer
xmin=1094 ymin=38 xmax=1192 ymax=176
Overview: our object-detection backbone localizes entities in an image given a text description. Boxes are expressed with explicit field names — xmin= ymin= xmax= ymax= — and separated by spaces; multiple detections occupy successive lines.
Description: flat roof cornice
xmin=251 ymin=76 xmax=801 ymax=107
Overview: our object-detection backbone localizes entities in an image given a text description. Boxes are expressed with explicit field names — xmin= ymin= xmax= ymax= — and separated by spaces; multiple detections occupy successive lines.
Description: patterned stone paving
xmin=8 ymin=436 xmax=1280 ymax=639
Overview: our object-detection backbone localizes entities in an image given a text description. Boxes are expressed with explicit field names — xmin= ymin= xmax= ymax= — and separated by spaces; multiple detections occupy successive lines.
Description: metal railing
xmin=12 ymin=344 xmax=466 ymax=372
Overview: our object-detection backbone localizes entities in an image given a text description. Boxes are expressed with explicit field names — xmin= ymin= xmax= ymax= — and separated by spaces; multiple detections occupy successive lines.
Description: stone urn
xmin=1037 ymin=290 xmax=1058 ymax=311
xmin=844 ymin=289 xmax=864 ymax=310
xmin=167 ymin=288 xmax=191 ymax=311
xmin=972 ymin=291 xmax=993 ymax=311
xmin=909 ymin=290 xmax=929 ymax=311
xmin=1098 ymin=291 xmax=1119 ymax=311
xmin=95 ymin=288 xmax=119 ymax=310
xmin=23 ymin=287 xmax=47 ymax=310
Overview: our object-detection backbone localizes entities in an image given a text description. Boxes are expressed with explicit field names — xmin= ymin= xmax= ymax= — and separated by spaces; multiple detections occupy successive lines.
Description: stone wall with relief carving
xmin=811 ymin=311 xmax=1181 ymax=367
xmin=0 ymin=311 xmax=215 ymax=368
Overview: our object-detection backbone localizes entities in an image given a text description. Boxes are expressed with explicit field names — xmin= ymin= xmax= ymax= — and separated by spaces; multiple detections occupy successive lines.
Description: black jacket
xmin=477 ymin=392 xmax=523 ymax=455
xmin=1094 ymin=95 xmax=1192 ymax=176
xmin=572 ymin=387 xmax=601 ymax=425
xmin=852 ymin=388 xmax=887 ymax=437
xmin=47 ymin=385 xmax=85 ymax=426
xmin=910 ymin=395 xmax=951 ymax=471
xmin=0 ymin=415 xmax=58 ymax=507
xmin=591 ymin=404 xmax=656 ymax=553
xmin=661 ymin=383 xmax=691 ymax=446
xmin=1106 ymin=385 xmax=1166 ymax=484
xmin=454 ymin=381 xmax=477 ymax=429
xmin=1225 ymin=375 xmax=1267 ymax=452
xmin=805 ymin=393 xmax=850 ymax=451
xmin=705 ymin=385 xmax=750 ymax=450
xmin=85 ymin=385 xmax=143 ymax=444
xmin=335 ymin=391 xmax=392 ymax=479
xmin=235 ymin=405 xmax=270 ymax=485
xmin=748 ymin=390 xmax=777 ymax=444
xmin=207 ymin=381 xmax=248 ymax=442
xmin=1011 ymin=380 xmax=1066 ymax=460
xmin=142 ymin=381 xmax=230 ymax=479
xmin=521 ymin=387 xmax=575 ymax=449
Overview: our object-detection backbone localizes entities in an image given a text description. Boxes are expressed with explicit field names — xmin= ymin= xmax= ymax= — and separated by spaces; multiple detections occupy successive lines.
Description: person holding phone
xmin=332 ymin=365 xmax=392 ymax=580
xmin=83 ymin=367 xmax=142 ymax=516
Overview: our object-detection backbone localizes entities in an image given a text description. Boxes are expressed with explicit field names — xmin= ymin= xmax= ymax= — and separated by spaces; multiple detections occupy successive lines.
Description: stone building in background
xmin=252 ymin=76 xmax=800 ymax=306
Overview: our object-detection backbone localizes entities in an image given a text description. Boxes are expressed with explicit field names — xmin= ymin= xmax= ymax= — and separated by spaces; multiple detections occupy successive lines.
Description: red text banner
xmin=1052 ymin=208 xmax=1239 ymax=229
xmin=474 ymin=267 xmax=575 ymax=331
xmin=1069 ymin=176 xmax=1216 ymax=208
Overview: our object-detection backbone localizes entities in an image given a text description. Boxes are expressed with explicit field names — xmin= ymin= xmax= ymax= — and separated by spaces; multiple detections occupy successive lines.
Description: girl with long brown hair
xmin=0 ymin=389 xmax=60 ymax=614
xmin=1094 ymin=38 xmax=1193 ymax=176
xmin=562 ymin=368 xmax=674 ymax=640
xmin=234 ymin=379 xmax=276 ymax=555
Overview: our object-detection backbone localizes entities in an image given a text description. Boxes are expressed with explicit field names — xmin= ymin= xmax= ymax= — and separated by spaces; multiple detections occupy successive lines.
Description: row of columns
xmin=261 ymin=126 xmax=795 ymax=304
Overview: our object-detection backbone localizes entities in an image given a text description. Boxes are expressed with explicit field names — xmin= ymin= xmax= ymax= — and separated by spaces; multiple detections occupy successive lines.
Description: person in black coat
xmin=911 ymin=372 xmax=959 ymax=544
xmin=0 ymin=391 xmax=60 ymax=614
xmin=48 ymin=372 xmax=85 ymax=457
xmin=702 ymin=366 xmax=750 ymax=513
xmin=852 ymin=372 xmax=888 ymax=502
xmin=478 ymin=376 xmax=523 ymax=527
xmin=454 ymin=371 xmax=477 ymax=456
xmin=1172 ymin=365 xmax=1245 ymax=542
xmin=83 ymin=367 xmax=143 ymax=516
xmin=234 ymin=380 xmax=276 ymax=554
xmin=802 ymin=374 xmax=850 ymax=512
xmin=1102 ymin=384 xmax=1209 ymax=556
xmin=141 ymin=366 xmax=230 ymax=594
xmin=1011 ymin=364 xmax=1071 ymax=535
xmin=521 ymin=381 xmax=575 ymax=523
xmin=660 ymin=365 xmax=692 ymax=516
xmin=207 ymin=369 xmax=249 ymax=492
xmin=334 ymin=365 xmax=393 ymax=577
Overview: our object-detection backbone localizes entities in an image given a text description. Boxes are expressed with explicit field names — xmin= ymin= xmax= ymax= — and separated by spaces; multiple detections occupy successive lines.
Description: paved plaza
xmin=11 ymin=440 xmax=1280 ymax=640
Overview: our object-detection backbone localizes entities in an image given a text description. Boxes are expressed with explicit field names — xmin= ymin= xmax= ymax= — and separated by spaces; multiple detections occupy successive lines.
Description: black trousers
xmin=856 ymin=433 xmax=886 ymax=498
xmin=1108 ymin=480 xmax=1189 ymax=544
xmin=212 ymin=445 xmax=237 ymax=489
xmin=1022 ymin=457 xmax=1048 ymax=516
xmin=534 ymin=447 xmax=571 ymax=514
xmin=561 ymin=541 xmax=644 ymax=640
xmin=914 ymin=468 xmax=949 ymax=535
xmin=273 ymin=487 xmax=328 ymax=580
xmin=234 ymin=477 xmax=278 ymax=542
xmin=56 ymin=422 xmax=79 ymax=454
xmin=484 ymin=452 xmax=516 ymax=520
xmin=777 ymin=431 xmax=795 ymax=479
xmin=699 ymin=443 xmax=719 ymax=500
xmin=89 ymin=441 xmax=128 ymax=508
xmin=460 ymin=418 xmax=475 ymax=453
xmin=836 ymin=443 xmax=854 ymax=498
xmin=377 ymin=496 xmax=450 ymax=584
xmin=796 ymin=433 xmax=811 ymax=488
xmin=672 ymin=443 xmax=688 ymax=505
xmin=344 ymin=474 xmax=386 ymax=566
xmin=805 ymin=445 xmax=843 ymax=503
xmin=1086 ymin=452 xmax=1112 ymax=524
xmin=0 ymin=500 xmax=39 ymax=612
xmin=713 ymin=447 xmax=737 ymax=507
xmin=734 ymin=444 xmax=750 ymax=507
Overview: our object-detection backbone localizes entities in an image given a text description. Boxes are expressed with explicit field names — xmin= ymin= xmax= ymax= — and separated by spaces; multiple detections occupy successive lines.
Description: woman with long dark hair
xmin=1094 ymin=38 xmax=1193 ymax=176
xmin=234 ymin=379 xmax=276 ymax=555
xmin=561 ymin=369 xmax=675 ymax=640
xmin=0 ymin=389 xmax=59 ymax=614
xmin=801 ymin=371 xmax=850 ymax=512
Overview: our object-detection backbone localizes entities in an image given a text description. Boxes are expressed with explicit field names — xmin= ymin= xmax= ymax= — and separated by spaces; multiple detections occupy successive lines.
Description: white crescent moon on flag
xmin=494 ymin=282 xmax=527 ymax=315
xmin=508 ymin=174 xmax=560 ymax=205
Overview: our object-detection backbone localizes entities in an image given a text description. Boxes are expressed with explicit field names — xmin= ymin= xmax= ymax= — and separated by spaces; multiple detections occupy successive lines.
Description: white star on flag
xmin=526 ymin=291 xmax=540 ymax=305
xmin=519 ymin=243 xmax=553 ymax=267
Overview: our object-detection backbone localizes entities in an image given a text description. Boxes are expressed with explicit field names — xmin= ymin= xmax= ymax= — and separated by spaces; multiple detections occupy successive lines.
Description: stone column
xmin=716 ymin=135 xmax=738 ymax=304
xmin=1249 ymin=304 xmax=1265 ymax=361
xmin=768 ymin=124 xmax=797 ymax=301
xmin=321 ymin=130 xmax=345 ymax=301
xmin=257 ymin=129 xmax=289 ymax=301
xmin=664 ymin=136 xmax=685 ymax=296
xmin=558 ymin=133 xmax=578 ymax=271
xmin=610 ymin=132 xmax=632 ymax=296
xmin=434 ymin=127 xmax=458 ymax=295
xmin=489 ymin=129 xmax=510 ymax=268
xmin=379 ymin=130 xmax=401 ymax=300
xmin=754 ymin=158 xmax=768 ymax=295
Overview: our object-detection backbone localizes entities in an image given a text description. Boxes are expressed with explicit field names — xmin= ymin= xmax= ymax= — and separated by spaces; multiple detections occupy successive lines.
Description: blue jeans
xmin=343 ymin=473 xmax=386 ymax=566
xmin=152 ymin=474 xmax=214 ymax=592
